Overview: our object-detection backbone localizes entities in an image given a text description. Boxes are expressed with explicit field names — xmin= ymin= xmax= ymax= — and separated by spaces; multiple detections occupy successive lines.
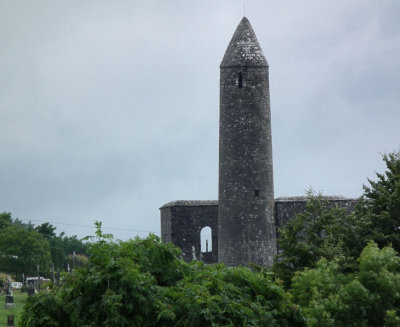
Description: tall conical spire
xmin=220 ymin=17 xmax=268 ymax=67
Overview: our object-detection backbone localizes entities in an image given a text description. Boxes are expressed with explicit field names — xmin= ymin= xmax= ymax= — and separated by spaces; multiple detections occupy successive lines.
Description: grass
xmin=0 ymin=290 xmax=27 ymax=326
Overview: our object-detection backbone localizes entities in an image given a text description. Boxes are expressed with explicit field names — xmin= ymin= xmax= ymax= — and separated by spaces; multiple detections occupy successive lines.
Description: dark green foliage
xmin=34 ymin=223 xmax=88 ymax=271
xmin=274 ymin=151 xmax=400 ymax=287
xmin=20 ymin=223 xmax=306 ymax=327
xmin=20 ymin=292 xmax=67 ymax=327
xmin=22 ymin=226 xmax=167 ymax=327
xmin=62 ymin=234 xmax=88 ymax=257
xmin=165 ymin=263 xmax=305 ymax=327
xmin=355 ymin=152 xmax=400 ymax=253
xmin=57 ymin=239 xmax=163 ymax=326
xmin=273 ymin=152 xmax=400 ymax=325
xmin=0 ymin=212 xmax=12 ymax=230
xmin=48 ymin=237 xmax=66 ymax=270
xmin=273 ymin=191 xmax=356 ymax=286
xmin=35 ymin=223 xmax=66 ymax=271
xmin=0 ymin=225 xmax=51 ymax=276
xmin=266 ymin=151 xmax=400 ymax=326
xmin=291 ymin=242 xmax=400 ymax=327
xmin=35 ymin=223 xmax=56 ymax=239
xmin=0 ymin=213 xmax=88 ymax=279
xmin=118 ymin=234 xmax=187 ymax=287
xmin=12 ymin=218 xmax=35 ymax=230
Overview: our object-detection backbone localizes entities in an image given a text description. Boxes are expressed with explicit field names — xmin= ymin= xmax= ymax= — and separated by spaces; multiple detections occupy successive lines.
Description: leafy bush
xmin=20 ymin=223 xmax=306 ymax=327
xmin=163 ymin=262 xmax=305 ymax=327
xmin=292 ymin=242 xmax=400 ymax=327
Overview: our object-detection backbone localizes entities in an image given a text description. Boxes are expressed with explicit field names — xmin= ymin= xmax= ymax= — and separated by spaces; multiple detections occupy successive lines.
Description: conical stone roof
xmin=220 ymin=17 xmax=268 ymax=68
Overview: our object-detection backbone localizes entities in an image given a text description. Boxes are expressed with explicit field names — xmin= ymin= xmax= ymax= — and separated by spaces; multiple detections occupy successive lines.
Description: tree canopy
xmin=292 ymin=242 xmax=400 ymax=326
xmin=0 ymin=225 xmax=51 ymax=276
xmin=0 ymin=211 xmax=12 ymax=230
xmin=274 ymin=151 xmax=400 ymax=287
xmin=0 ymin=213 xmax=88 ymax=278
xmin=355 ymin=152 xmax=400 ymax=253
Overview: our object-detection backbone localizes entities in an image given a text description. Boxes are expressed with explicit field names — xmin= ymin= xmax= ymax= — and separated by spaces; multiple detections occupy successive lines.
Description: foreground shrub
xmin=20 ymin=223 xmax=305 ymax=327
xmin=292 ymin=242 xmax=400 ymax=327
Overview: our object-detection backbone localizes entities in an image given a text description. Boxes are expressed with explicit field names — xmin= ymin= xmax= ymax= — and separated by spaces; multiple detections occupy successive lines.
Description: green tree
xmin=273 ymin=191 xmax=356 ymax=286
xmin=274 ymin=151 xmax=400 ymax=287
xmin=12 ymin=218 xmax=35 ymax=230
xmin=62 ymin=234 xmax=87 ymax=257
xmin=0 ymin=225 xmax=51 ymax=276
xmin=291 ymin=242 xmax=400 ymax=327
xmin=49 ymin=237 xmax=66 ymax=270
xmin=355 ymin=151 xmax=400 ymax=253
xmin=34 ymin=223 xmax=67 ymax=271
xmin=0 ymin=212 xmax=12 ymax=230
xmin=35 ymin=222 xmax=56 ymax=239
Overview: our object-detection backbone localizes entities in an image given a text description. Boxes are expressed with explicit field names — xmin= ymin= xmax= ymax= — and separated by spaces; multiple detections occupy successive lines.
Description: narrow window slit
xmin=255 ymin=190 xmax=259 ymax=197
xmin=238 ymin=72 xmax=243 ymax=88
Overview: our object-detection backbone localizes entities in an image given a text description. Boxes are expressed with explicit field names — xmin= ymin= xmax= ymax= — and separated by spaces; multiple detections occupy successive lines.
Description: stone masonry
xmin=218 ymin=17 xmax=275 ymax=267
xmin=160 ymin=17 xmax=356 ymax=267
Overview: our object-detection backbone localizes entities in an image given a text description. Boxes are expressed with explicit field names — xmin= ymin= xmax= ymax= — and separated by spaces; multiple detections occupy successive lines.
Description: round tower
xmin=218 ymin=17 xmax=276 ymax=267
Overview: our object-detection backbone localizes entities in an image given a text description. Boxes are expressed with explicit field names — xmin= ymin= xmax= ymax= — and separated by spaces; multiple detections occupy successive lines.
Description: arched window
xmin=200 ymin=226 xmax=212 ymax=252
xmin=238 ymin=72 xmax=243 ymax=88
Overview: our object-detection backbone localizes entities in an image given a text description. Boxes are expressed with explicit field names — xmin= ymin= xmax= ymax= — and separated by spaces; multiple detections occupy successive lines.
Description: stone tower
xmin=160 ymin=17 xmax=356 ymax=267
xmin=218 ymin=17 xmax=276 ymax=267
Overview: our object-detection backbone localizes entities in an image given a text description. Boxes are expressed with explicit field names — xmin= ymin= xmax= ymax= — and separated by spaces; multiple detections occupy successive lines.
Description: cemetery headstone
xmin=27 ymin=282 xmax=35 ymax=296
xmin=4 ymin=277 xmax=15 ymax=308
xmin=5 ymin=277 xmax=12 ymax=296
xmin=7 ymin=315 xmax=15 ymax=326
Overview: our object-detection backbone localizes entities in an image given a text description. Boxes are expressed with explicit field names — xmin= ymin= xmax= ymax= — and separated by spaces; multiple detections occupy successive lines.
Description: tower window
xmin=255 ymin=190 xmax=259 ymax=197
xmin=238 ymin=72 xmax=243 ymax=88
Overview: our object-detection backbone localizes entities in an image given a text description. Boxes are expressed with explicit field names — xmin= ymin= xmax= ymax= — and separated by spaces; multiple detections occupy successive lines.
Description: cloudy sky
xmin=1 ymin=0 xmax=399 ymax=240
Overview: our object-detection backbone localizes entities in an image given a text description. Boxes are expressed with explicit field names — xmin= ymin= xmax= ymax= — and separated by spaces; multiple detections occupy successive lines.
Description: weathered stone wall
xmin=160 ymin=201 xmax=218 ymax=263
xmin=160 ymin=197 xmax=357 ymax=265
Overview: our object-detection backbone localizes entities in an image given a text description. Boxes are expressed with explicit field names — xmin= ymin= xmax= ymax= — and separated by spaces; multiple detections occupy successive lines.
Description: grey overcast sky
xmin=1 ymin=0 xmax=399 ymax=240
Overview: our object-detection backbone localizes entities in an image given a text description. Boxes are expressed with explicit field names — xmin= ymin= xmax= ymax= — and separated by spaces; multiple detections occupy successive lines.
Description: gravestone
xmin=5 ymin=277 xmax=12 ymax=296
xmin=4 ymin=277 xmax=15 ymax=308
xmin=5 ymin=295 xmax=15 ymax=308
xmin=27 ymin=282 xmax=35 ymax=296
xmin=7 ymin=315 xmax=15 ymax=326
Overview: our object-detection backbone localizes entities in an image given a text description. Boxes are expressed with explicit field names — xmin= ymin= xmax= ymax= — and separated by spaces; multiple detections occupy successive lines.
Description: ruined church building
xmin=160 ymin=17 xmax=354 ymax=267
